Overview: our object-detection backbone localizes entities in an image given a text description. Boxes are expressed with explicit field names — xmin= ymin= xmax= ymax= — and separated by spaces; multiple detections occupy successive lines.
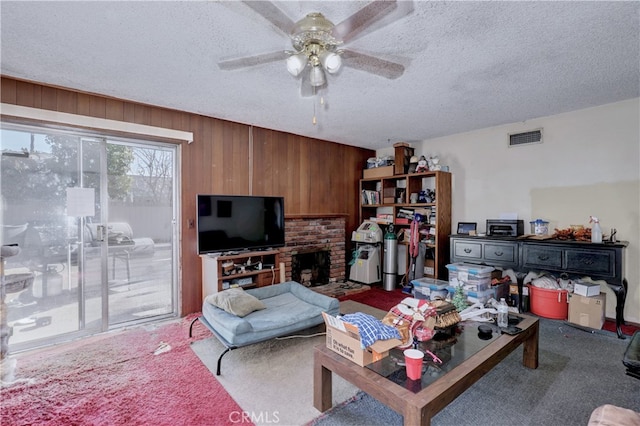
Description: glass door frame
xmin=1 ymin=120 xmax=180 ymax=353
xmin=104 ymin=137 xmax=180 ymax=329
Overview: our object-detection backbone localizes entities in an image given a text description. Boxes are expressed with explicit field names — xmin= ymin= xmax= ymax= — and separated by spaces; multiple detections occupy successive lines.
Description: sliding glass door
xmin=106 ymin=141 xmax=177 ymax=325
xmin=1 ymin=123 xmax=178 ymax=352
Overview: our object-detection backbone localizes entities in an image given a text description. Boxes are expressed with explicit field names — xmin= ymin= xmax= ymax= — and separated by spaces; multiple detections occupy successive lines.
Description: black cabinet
xmin=521 ymin=244 xmax=563 ymax=269
xmin=521 ymin=242 xmax=618 ymax=279
xmin=484 ymin=242 xmax=518 ymax=265
xmin=565 ymin=248 xmax=615 ymax=277
xmin=451 ymin=237 xmax=518 ymax=269
xmin=450 ymin=235 xmax=629 ymax=338
xmin=451 ymin=239 xmax=482 ymax=260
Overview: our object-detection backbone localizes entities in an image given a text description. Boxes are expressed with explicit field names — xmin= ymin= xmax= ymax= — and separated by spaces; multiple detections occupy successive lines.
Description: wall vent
xmin=509 ymin=129 xmax=542 ymax=147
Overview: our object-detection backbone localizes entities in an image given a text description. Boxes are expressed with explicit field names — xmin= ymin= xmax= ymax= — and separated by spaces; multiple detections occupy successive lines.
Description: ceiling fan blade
xmin=341 ymin=49 xmax=405 ymax=79
xmin=332 ymin=0 xmax=398 ymax=43
xmin=218 ymin=51 xmax=288 ymax=70
xmin=242 ymin=1 xmax=295 ymax=35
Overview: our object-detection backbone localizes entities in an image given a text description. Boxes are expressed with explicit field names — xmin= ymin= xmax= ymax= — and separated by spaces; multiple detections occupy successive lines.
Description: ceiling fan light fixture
xmin=292 ymin=12 xmax=334 ymax=34
xmin=291 ymin=13 xmax=338 ymax=50
xmin=319 ymin=51 xmax=341 ymax=74
xmin=286 ymin=53 xmax=308 ymax=76
xmin=219 ymin=3 xmax=408 ymax=98
xmin=309 ymin=65 xmax=326 ymax=87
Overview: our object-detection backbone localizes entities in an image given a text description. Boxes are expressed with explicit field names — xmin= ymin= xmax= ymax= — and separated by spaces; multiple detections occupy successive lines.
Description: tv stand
xmin=200 ymin=249 xmax=281 ymax=300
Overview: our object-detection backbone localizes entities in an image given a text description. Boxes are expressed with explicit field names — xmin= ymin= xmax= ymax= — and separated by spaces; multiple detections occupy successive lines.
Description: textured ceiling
xmin=1 ymin=1 xmax=638 ymax=150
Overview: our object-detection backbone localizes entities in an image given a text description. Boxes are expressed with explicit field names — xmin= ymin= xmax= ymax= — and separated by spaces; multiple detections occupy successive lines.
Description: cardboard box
xmin=376 ymin=213 xmax=394 ymax=224
xmin=574 ymin=281 xmax=601 ymax=297
xmin=568 ymin=292 xmax=606 ymax=330
xmin=382 ymin=187 xmax=396 ymax=197
xmin=322 ymin=312 xmax=402 ymax=367
xmin=363 ymin=166 xmax=394 ymax=179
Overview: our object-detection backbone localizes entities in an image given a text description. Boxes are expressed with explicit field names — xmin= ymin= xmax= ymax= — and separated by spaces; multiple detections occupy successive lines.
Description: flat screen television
xmin=196 ymin=194 xmax=285 ymax=254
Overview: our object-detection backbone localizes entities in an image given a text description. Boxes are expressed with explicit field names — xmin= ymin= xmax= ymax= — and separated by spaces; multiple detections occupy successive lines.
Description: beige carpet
xmin=190 ymin=301 xmax=378 ymax=426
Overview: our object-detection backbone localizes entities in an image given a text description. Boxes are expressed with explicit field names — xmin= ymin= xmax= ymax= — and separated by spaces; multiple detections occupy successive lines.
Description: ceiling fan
xmin=218 ymin=0 xmax=411 ymax=97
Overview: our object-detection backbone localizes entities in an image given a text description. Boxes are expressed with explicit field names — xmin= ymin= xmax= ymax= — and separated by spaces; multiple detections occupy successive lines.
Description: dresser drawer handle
xmin=581 ymin=258 xmax=595 ymax=265
xmin=537 ymin=255 xmax=549 ymax=261
xmin=494 ymin=251 xmax=503 ymax=256
xmin=464 ymin=248 xmax=472 ymax=254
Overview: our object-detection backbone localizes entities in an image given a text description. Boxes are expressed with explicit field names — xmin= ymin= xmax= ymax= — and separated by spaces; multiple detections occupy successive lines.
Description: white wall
xmin=379 ymin=98 xmax=640 ymax=324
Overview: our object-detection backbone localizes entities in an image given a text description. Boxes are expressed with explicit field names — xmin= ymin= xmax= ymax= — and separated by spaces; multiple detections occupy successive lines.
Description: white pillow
xmin=205 ymin=288 xmax=266 ymax=317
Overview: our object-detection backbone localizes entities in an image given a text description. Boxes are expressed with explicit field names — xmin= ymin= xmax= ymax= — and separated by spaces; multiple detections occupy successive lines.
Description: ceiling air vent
xmin=509 ymin=129 xmax=542 ymax=147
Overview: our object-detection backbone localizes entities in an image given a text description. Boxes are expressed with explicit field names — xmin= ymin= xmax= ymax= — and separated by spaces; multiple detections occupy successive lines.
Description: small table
xmin=314 ymin=311 xmax=539 ymax=426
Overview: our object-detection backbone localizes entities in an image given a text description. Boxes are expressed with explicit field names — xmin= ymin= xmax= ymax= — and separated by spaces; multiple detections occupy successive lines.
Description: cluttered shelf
xmin=358 ymin=169 xmax=451 ymax=281
xmin=200 ymin=250 xmax=281 ymax=298
xmin=213 ymin=249 xmax=281 ymax=262
xmin=220 ymin=267 xmax=278 ymax=280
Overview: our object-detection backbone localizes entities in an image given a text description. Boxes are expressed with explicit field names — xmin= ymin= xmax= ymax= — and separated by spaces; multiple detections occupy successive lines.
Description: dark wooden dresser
xmin=450 ymin=235 xmax=629 ymax=338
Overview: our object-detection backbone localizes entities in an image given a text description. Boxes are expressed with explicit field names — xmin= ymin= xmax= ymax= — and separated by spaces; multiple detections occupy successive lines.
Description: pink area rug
xmin=1 ymin=316 xmax=242 ymax=426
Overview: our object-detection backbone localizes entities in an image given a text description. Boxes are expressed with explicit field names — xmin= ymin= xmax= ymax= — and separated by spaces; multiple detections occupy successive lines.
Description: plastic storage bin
xmin=529 ymin=219 xmax=549 ymax=235
xmin=411 ymin=277 xmax=449 ymax=300
xmin=465 ymin=289 xmax=494 ymax=304
xmin=528 ymin=285 xmax=568 ymax=320
xmin=411 ymin=277 xmax=449 ymax=290
xmin=446 ymin=263 xmax=494 ymax=291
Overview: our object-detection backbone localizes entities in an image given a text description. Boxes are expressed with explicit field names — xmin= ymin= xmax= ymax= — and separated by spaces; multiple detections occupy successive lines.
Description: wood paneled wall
xmin=1 ymin=76 xmax=374 ymax=315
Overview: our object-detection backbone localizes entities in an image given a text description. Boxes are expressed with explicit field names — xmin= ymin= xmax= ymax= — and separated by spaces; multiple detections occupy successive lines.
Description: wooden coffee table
xmin=314 ymin=304 xmax=539 ymax=426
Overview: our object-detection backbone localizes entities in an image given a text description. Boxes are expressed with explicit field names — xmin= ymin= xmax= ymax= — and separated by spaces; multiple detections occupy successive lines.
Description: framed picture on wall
xmin=457 ymin=222 xmax=477 ymax=235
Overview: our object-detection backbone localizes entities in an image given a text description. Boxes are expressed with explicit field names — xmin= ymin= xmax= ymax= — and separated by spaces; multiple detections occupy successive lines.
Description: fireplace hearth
xmin=291 ymin=250 xmax=330 ymax=287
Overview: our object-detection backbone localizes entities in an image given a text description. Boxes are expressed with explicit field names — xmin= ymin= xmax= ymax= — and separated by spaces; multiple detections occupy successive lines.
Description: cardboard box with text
xmin=322 ymin=312 xmax=402 ymax=367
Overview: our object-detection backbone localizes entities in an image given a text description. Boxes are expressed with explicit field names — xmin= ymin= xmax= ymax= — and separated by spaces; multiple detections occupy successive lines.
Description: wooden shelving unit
xmin=200 ymin=249 xmax=281 ymax=300
xmin=359 ymin=171 xmax=452 ymax=280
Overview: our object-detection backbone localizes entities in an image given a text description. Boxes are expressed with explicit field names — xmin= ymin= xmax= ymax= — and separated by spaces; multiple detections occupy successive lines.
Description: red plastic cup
xmin=404 ymin=349 xmax=424 ymax=380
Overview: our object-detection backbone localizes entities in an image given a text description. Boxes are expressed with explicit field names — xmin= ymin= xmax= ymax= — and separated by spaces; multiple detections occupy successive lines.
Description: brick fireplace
xmin=279 ymin=215 xmax=346 ymax=284
xmin=291 ymin=249 xmax=331 ymax=286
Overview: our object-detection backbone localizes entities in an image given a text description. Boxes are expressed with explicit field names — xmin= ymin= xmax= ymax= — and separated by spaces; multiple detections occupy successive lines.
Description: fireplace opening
xmin=291 ymin=250 xmax=331 ymax=287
